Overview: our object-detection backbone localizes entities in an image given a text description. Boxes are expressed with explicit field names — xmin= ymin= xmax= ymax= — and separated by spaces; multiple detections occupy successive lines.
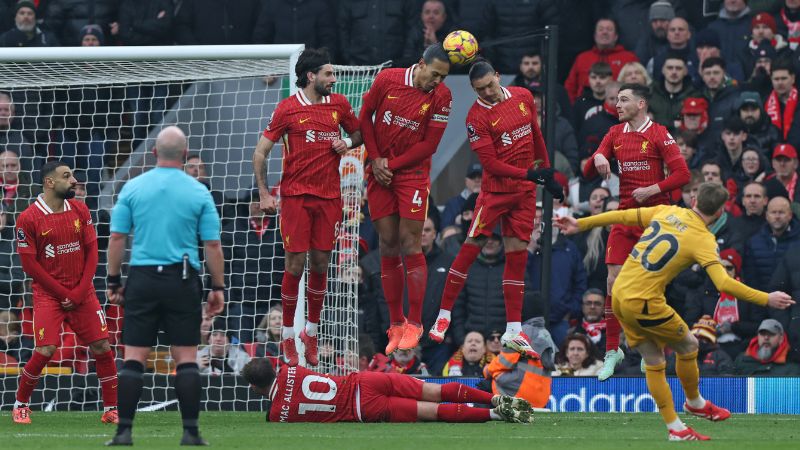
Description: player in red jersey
xmin=428 ymin=59 xmax=563 ymax=354
xmin=359 ymin=44 xmax=453 ymax=354
xmin=241 ymin=358 xmax=535 ymax=424
xmin=253 ymin=48 xmax=362 ymax=367
xmin=12 ymin=161 xmax=118 ymax=425
xmin=582 ymin=83 xmax=690 ymax=381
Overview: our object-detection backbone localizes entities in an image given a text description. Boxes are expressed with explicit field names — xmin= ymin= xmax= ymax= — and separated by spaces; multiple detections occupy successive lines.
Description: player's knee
xmin=378 ymin=239 xmax=401 ymax=257
xmin=35 ymin=345 xmax=57 ymax=357
xmin=677 ymin=333 xmax=699 ymax=354
xmin=90 ymin=340 xmax=112 ymax=355
xmin=399 ymin=234 xmax=421 ymax=254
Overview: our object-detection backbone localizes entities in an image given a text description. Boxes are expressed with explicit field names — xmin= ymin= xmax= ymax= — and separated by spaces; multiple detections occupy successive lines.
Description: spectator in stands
xmin=764 ymin=60 xmax=800 ymax=144
xmin=739 ymin=91 xmax=781 ymax=153
xmin=509 ymin=50 xmax=571 ymax=120
xmin=572 ymin=192 xmax=615 ymax=293
xmin=527 ymin=206 xmax=587 ymax=347
xmin=667 ymin=316 xmax=736 ymax=375
xmin=222 ymin=190 xmax=284 ymax=343
xmin=175 ymin=0 xmax=259 ymax=45
xmin=729 ymin=181 xmax=769 ymax=250
xmin=441 ymin=192 xmax=477 ymax=256
xmin=764 ymin=144 xmax=800 ymax=200
xmin=707 ymin=116 xmax=750 ymax=178
xmin=578 ymin=81 xmax=620 ymax=159
xmin=441 ymin=330 xmax=494 ymax=377
xmin=650 ymin=53 xmax=700 ymax=131
xmin=0 ymin=150 xmax=37 ymax=218
xmin=485 ymin=329 xmax=503 ymax=356
xmin=387 ymin=348 xmax=427 ymax=375
xmin=358 ymin=333 xmax=390 ymax=372
xmin=731 ymin=148 xmax=769 ymax=194
xmin=679 ymin=97 xmax=715 ymax=157
xmin=617 ymin=62 xmax=651 ymax=87
xmin=708 ymin=0 xmax=753 ymax=83
xmin=112 ymin=0 xmax=173 ymax=46
xmin=44 ymin=0 xmax=117 ymax=47
xmin=0 ymin=205 xmax=22 ymax=310
xmin=184 ymin=152 xmax=228 ymax=222
xmin=0 ymin=92 xmax=35 ymax=173
xmin=701 ymin=160 xmax=743 ymax=218
xmin=741 ymin=13 xmax=786 ymax=78
xmin=696 ymin=29 xmax=746 ymax=83
xmin=677 ymin=170 xmax=702 ymax=207
xmin=444 ymin=0 xmax=485 ymax=37
xmin=440 ymin=163 xmax=481 ymax=228
xmin=701 ymin=57 xmax=742 ymax=139
xmin=338 ymin=0 xmax=416 ymax=65
xmin=734 ymin=318 xmax=800 ymax=375
xmin=0 ymin=0 xmax=58 ymax=47
xmin=777 ymin=0 xmax=800 ymax=48
xmin=769 ymin=240 xmax=800 ymax=362
xmin=0 ymin=310 xmax=32 ymax=365
xmin=564 ymin=17 xmax=638 ymax=104
xmin=742 ymin=40 xmax=777 ymax=101
xmin=743 ymin=196 xmax=800 ymax=291
xmin=571 ymin=288 xmax=607 ymax=351
xmin=480 ymin=0 xmax=558 ymax=74
xmin=649 ymin=17 xmax=695 ymax=82
xmin=197 ymin=323 xmax=252 ymax=375
xmin=685 ymin=249 xmax=768 ymax=359
xmin=79 ymin=23 xmax=103 ymax=46
xmin=634 ymin=1 xmax=674 ymax=66
xmin=676 ymin=132 xmax=702 ymax=170
xmin=253 ymin=304 xmax=281 ymax=358
xmin=253 ymin=0 xmax=337 ymax=57
xmin=552 ymin=333 xmax=602 ymax=376
xmin=399 ymin=0 xmax=455 ymax=67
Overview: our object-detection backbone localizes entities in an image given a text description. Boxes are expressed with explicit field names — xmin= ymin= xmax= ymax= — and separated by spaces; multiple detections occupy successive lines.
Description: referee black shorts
xmin=123 ymin=264 xmax=203 ymax=347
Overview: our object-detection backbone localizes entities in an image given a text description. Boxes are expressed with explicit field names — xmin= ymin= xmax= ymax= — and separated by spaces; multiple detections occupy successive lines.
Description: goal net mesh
xmin=0 ymin=50 xmax=382 ymax=411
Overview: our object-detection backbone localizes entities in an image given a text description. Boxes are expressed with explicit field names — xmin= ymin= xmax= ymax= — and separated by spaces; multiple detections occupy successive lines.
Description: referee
xmin=105 ymin=126 xmax=225 ymax=446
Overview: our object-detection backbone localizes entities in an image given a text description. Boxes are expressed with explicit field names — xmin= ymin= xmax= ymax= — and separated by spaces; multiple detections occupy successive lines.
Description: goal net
xmin=0 ymin=45 xmax=383 ymax=411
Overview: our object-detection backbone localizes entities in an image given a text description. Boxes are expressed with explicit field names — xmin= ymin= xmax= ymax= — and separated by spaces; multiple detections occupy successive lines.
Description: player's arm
xmin=358 ymin=82 xmax=382 ymax=162
xmin=556 ymin=206 xmax=661 ymax=235
xmin=386 ymin=89 xmax=452 ymax=171
xmin=632 ymin=136 xmax=690 ymax=203
xmin=332 ymin=102 xmax=363 ymax=155
xmin=200 ymin=191 xmax=225 ymax=317
xmin=107 ymin=187 xmax=133 ymax=303
xmin=529 ymin=99 xmax=564 ymax=199
xmin=69 ymin=205 xmax=99 ymax=304
xmin=583 ymin=132 xmax=614 ymax=180
xmin=15 ymin=215 xmax=72 ymax=300
xmin=252 ymin=135 xmax=278 ymax=214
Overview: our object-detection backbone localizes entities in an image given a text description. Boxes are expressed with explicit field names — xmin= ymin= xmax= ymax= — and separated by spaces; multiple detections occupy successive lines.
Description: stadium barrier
xmin=2 ymin=375 xmax=799 ymax=414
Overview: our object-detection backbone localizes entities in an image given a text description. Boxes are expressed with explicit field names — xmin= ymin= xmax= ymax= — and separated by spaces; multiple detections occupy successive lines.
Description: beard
xmin=56 ymin=188 xmax=76 ymax=200
xmin=314 ymin=81 xmax=331 ymax=97
xmin=16 ymin=22 xmax=35 ymax=33
xmin=757 ymin=344 xmax=775 ymax=361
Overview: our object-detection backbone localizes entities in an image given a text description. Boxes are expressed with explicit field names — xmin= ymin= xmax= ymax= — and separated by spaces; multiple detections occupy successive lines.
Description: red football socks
xmin=439 ymin=242 xmax=481 ymax=311
xmin=440 ymin=382 xmax=494 ymax=404
xmin=380 ymin=256 xmax=406 ymax=324
xmin=503 ymin=250 xmax=528 ymax=323
xmin=306 ymin=271 xmax=327 ymax=325
xmin=16 ymin=350 xmax=52 ymax=403
xmin=94 ymin=349 xmax=118 ymax=408
xmin=404 ymin=253 xmax=427 ymax=326
xmin=281 ymin=271 xmax=302 ymax=328
xmin=605 ymin=295 xmax=621 ymax=351
xmin=437 ymin=403 xmax=491 ymax=422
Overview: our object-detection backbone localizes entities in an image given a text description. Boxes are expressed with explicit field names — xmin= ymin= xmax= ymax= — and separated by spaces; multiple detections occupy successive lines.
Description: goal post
xmin=0 ymin=45 xmax=383 ymax=411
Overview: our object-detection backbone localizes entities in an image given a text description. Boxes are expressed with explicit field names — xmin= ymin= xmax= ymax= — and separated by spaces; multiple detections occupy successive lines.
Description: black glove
xmin=526 ymin=167 xmax=554 ymax=185
xmin=544 ymin=177 xmax=565 ymax=201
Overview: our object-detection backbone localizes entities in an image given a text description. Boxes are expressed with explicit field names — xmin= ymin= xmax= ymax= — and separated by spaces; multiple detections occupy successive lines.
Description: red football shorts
xmin=606 ymin=223 xmax=644 ymax=265
xmin=358 ymin=371 xmax=423 ymax=422
xmin=33 ymin=292 xmax=109 ymax=347
xmin=367 ymin=175 xmax=429 ymax=222
xmin=279 ymin=194 xmax=342 ymax=253
xmin=467 ymin=190 xmax=536 ymax=241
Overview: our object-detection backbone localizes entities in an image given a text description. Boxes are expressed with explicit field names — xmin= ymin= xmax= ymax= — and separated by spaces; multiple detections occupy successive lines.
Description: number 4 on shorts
xmin=412 ymin=190 xmax=423 ymax=207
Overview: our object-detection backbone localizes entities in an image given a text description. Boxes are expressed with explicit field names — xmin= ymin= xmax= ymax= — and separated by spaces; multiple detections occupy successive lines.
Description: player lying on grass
xmin=555 ymin=182 xmax=795 ymax=441
xmin=241 ymin=358 xmax=534 ymax=424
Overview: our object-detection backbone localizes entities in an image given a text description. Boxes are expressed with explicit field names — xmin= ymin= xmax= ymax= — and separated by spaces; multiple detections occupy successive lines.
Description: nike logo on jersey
xmin=41 ymin=229 xmax=53 ymax=236
xmin=299 ymin=117 xmax=310 ymax=123
xmin=613 ymin=144 xmax=622 ymax=150
xmin=411 ymin=208 xmax=422 ymax=213
xmin=491 ymin=118 xmax=501 ymax=127
xmin=387 ymin=95 xmax=400 ymax=99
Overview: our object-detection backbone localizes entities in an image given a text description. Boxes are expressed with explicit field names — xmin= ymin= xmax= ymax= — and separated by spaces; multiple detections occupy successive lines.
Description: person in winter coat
xmin=742 ymin=196 xmax=800 ymax=291
xmin=338 ymin=0 xmax=416 ymax=65
xmin=112 ymin=0 xmax=172 ymax=46
xmin=552 ymin=333 xmax=603 ymax=376
xmin=729 ymin=181 xmax=769 ymax=251
xmin=442 ymin=330 xmax=495 ymax=376
xmin=738 ymin=91 xmax=782 ymax=154
xmin=399 ymin=0 xmax=457 ymax=68
xmin=175 ymin=0 xmax=260 ymax=45
xmin=734 ymin=318 xmax=800 ymax=375
xmin=707 ymin=0 xmax=753 ymax=83
xmin=650 ymin=53 xmax=700 ymax=130
xmin=480 ymin=0 xmax=558 ymax=74
xmin=252 ymin=0 xmax=337 ymax=57
xmin=769 ymin=241 xmax=800 ymax=362
xmin=700 ymin=57 xmax=742 ymax=141
xmin=0 ymin=0 xmax=59 ymax=47
xmin=633 ymin=1 xmax=675 ymax=66
xmin=43 ymin=0 xmax=117 ymax=46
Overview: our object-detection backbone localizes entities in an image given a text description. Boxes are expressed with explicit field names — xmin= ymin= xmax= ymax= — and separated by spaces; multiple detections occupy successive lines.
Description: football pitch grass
xmin=2 ymin=411 xmax=798 ymax=449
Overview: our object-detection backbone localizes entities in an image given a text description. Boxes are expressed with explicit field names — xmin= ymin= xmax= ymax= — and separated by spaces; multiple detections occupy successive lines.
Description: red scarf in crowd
xmin=781 ymin=8 xmax=800 ymax=46
xmin=603 ymin=101 xmax=619 ymax=119
xmin=766 ymin=87 xmax=798 ymax=140
xmin=583 ymin=319 xmax=607 ymax=345
xmin=713 ymin=290 xmax=740 ymax=325
xmin=785 ymin=172 xmax=798 ymax=202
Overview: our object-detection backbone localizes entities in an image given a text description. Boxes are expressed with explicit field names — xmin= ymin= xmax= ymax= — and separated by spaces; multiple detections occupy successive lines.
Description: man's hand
xmin=423 ymin=25 xmax=438 ymax=46
xmin=371 ymin=157 xmax=393 ymax=186
xmin=526 ymin=167 xmax=554 ymax=185
xmin=632 ymin=184 xmax=661 ymax=203
xmin=60 ymin=298 xmax=76 ymax=311
xmin=554 ymin=215 xmax=580 ymax=235
xmin=106 ymin=288 xmax=125 ymax=306
xmin=67 ymin=288 xmax=87 ymax=305
xmin=198 ymin=354 xmax=210 ymax=369
xmin=110 ymin=22 xmax=119 ymax=36
xmin=205 ymin=290 xmax=225 ymax=317
xmin=545 ymin=178 xmax=565 ymax=200
xmin=594 ymin=154 xmax=611 ymax=180
xmin=716 ymin=321 xmax=733 ymax=335
xmin=259 ymin=192 xmax=278 ymax=215
xmin=331 ymin=139 xmax=350 ymax=155
xmin=767 ymin=291 xmax=795 ymax=310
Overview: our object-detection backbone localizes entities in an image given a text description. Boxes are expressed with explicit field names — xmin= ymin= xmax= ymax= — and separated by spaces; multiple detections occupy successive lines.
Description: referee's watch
xmin=211 ymin=286 xmax=226 ymax=292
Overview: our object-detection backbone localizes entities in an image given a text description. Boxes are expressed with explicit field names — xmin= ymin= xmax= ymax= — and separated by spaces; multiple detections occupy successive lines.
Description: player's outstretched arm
xmin=706 ymin=264 xmax=795 ymax=309
xmin=571 ymin=206 xmax=659 ymax=233
xmin=252 ymin=135 xmax=278 ymax=214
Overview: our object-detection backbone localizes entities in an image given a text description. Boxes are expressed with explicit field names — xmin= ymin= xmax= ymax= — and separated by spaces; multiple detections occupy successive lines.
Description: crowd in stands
xmin=2 ymin=0 xmax=800 ymax=379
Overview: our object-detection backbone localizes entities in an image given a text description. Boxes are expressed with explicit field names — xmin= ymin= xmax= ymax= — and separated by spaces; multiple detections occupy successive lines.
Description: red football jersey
xmin=268 ymin=365 xmax=360 ymax=423
xmin=593 ymin=118 xmax=685 ymax=210
xmin=263 ymin=91 xmax=359 ymax=199
xmin=466 ymin=86 xmax=550 ymax=193
xmin=15 ymin=196 xmax=96 ymax=297
xmin=362 ymin=65 xmax=452 ymax=181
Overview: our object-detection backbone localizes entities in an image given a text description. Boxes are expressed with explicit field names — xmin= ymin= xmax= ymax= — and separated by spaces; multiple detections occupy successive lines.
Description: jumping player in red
xmin=241 ymin=358 xmax=534 ymax=424
xmin=582 ymin=83 xmax=690 ymax=380
xmin=12 ymin=161 xmax=118 ymax=424
xmin=253 ymin=48 xmax=362 ymax=367
xmin=429 ymin=59 xmax=563 ymax=354
xmin=359 ymin=44 xmax=452 ymax=354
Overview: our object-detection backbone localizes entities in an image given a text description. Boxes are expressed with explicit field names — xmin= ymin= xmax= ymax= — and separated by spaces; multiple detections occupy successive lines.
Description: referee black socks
xmin=116 ymin=360 xmax=145 ymax=433
xmin=175 ymin=363 xmax=202 ymax=437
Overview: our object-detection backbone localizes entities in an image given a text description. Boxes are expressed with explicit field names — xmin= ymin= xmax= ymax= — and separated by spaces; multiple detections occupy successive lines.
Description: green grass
xmin=1 ymin=411 xmax=799 ymax=449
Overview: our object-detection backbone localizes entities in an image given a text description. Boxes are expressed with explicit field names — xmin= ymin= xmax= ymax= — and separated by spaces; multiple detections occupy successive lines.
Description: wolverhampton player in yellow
xmin=556 ymin=182 xmax=795 ymax=441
